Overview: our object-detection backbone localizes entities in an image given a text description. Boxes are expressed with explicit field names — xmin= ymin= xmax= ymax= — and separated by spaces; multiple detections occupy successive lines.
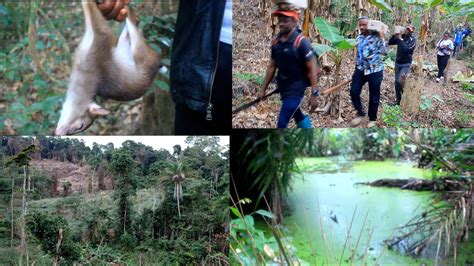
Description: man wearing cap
xmin=259 ymin=8 xmax=319 ymax=128
xmin=388 ymin=25 xmax=416 ymax=106
xmin=350 ymin=16 xmax=388 ymax=128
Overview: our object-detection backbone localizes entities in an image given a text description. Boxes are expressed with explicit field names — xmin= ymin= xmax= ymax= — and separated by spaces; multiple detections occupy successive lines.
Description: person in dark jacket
xmin=171 ymin=0 xmax=231 ymax=134
xmin=98 ymin=0 xmax=232 ymax=135
xmin=388 ymin=25 xmax=416 ymax=105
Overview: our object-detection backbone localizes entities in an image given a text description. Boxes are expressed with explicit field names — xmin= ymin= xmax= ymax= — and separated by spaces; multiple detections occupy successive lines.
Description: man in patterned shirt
xmin=350 ymin=16 xmax=388 ymax=127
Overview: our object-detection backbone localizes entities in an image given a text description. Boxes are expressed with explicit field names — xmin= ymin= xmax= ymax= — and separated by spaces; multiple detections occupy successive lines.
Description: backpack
xmin=273 ymin=33 xmax=322 ymax=78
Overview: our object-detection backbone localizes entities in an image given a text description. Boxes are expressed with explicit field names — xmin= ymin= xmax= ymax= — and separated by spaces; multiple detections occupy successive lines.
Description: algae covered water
xmin=285 ymin=158 xmax=437 ymax=265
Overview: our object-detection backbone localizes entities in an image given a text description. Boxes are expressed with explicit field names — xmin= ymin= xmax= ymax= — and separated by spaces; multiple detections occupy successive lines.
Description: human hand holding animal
xmin=55 ymin=1 xmax=161 ymax=135
xmin=97 ymin=0 xmax=130 ymax=21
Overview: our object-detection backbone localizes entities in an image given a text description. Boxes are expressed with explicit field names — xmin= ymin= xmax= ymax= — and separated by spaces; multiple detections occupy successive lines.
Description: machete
xmin=232 ymin=79 xmax=351 ymax=115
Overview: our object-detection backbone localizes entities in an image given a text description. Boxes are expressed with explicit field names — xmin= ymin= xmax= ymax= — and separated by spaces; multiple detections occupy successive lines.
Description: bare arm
xmin=260 ymin=59 xmax=276 ymax=97
xmin=306 ymin=57 xmax=319 ymax=110
xmin=306 ymin=57 xmax=318 ymax=89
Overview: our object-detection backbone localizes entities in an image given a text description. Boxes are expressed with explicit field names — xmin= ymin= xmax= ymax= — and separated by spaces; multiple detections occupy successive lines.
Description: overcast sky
xmin=59 ymin=136 xmax=229 ymax=152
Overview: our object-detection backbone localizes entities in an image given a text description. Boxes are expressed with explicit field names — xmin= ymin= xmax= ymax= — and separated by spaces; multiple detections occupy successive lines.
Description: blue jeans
xmin=350 ymin=69 xmax=383 ymax=121
xmin=277 ymin=96 xmax=306 ymax=128
xmin=395 ymin=63 xmax=411 ymax=105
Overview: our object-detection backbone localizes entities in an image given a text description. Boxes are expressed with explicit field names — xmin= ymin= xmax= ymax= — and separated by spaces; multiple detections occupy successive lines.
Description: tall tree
xmin=6 ymin=144 xmax=37 ymax=266
xmin=111 ymin=148 xmax=137 ymax=235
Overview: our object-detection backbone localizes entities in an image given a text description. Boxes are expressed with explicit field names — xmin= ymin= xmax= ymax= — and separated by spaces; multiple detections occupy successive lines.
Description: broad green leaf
xmin=154 ymin=79 xmax=170 ymax=91
xmin=313 ymin=17 xmax=344 ymax=44
xmin=244 ymin=215 xmax=254 ymax=227
xmin=368 ymin=0 xmax=393 ymax=12
xmin=430 ymin=0 xmax=444 ymax=8
xmin=312 ymin=43 xmax=335 ymax=57
xmin=254 ymin=209 xmax=276 ymax=219
xmin=230 ymin=207 xmax=242 ymax=219
xmin=334 ymin=39 xmax=356 ymax=49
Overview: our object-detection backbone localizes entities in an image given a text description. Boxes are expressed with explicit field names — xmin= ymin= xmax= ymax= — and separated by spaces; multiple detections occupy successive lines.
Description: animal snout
xmin=159 ymin=65 xmax=168 ymax=74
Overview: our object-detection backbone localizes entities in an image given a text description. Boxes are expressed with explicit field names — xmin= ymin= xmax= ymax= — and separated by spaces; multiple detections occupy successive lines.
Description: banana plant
xmin=368 ymin=0 xmax=394 ymax=13
xmin=312 ymin=17 xmax=356 ymax=123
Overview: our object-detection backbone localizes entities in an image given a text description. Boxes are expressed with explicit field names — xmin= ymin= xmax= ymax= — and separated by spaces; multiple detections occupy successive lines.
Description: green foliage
xmin=235 ymin=71 xmax=265 ymax=85
xmin=464 ymin=93 xmax=474 ymax=104
xmin=419 ymin=95 xmax=433 ymax=111
xmin=313 ymin=17 xmax=355 ymax=67
xmin=418 ymin=129 xmax=473 ymax=173
xmin=1 ymin=136 xmax=229 ymax=264
xmin=455 ymin=108 xmax=472 ymax=126
xmin=368 ymin=0 xmax=393 ymax=12
xmin=27 ymin=212 xmax=81 ymax=263
xmin=118 ymin=233 xmax=137 ymax=251
xmin=112 ymin=148 xmax=138 ymax=235
xmin=230 ymin=205 xmax=300 ymax=265
xmin=313 ymin=17 xmax=356 ymax=51
xmin=82 ymin=207 xmax=112 ymax=245
xmin=431 ymin=119 xmax=444 ymax=127
xmin=240 ymin=130 xmax=314 ymax=203
xmin=140 ymin=12 xmax=176 ymax=93
xmin=461 ymin=82 xmax=474 ymax=92
xmin=312 ymin=43 xmax=335 ymax=57
xmin=382 ymin=104 xmax=406 ymax=127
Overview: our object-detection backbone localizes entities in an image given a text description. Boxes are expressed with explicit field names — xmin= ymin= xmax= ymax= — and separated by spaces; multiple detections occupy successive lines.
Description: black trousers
xmin=350 ymin=69 xmax=383 ymax=121
xmin=174 ymin=42 xmax=231 ymax=135
xmin=437 ymin=54 xmax=450 ymax=78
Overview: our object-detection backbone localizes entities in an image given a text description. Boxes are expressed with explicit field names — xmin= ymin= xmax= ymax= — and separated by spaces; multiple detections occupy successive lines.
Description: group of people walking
xmin=258 ymin=4 xmax=470 ymax=128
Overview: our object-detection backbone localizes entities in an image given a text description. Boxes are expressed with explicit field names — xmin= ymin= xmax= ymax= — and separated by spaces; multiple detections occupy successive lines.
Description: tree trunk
xmin=271 ymin=178 xmax=283 ymax=225
xmin=10 ymin=175 xmax=14 ymax=249
xmin=402 ymin=11 xmax=428 ymax=115
xmin=177 ymin=189 xmax=181 ymax=219
xmin=152 ymin=198 xmax=156 ymax=239
xmin=20 ymin=165 xmax=28 ymax=266
xmin=123 ymin=201 xmax=127 ymax=234
xmin=136 ymin=89 xmax=175 ymax=134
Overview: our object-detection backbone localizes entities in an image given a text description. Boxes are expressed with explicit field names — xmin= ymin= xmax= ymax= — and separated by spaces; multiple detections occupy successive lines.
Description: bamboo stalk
xmin=339 ymin=205 xmax=358 ymax=265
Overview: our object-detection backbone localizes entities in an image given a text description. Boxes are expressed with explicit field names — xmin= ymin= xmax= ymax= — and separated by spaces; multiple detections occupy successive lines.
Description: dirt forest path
xmin=232 ymin=1 xmax=474 ymax=128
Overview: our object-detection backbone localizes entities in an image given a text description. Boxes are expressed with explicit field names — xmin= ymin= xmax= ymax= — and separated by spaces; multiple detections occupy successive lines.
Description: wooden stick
xmin=321 ymin=79 xmax=352 ymax=95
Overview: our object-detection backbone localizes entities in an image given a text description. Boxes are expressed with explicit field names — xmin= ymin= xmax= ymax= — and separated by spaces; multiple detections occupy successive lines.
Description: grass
xmin=455 ymin=108 xmax=472 ymax=126
xmin=381 ymin=104 xmax=407 ymax=127
xmin=463 ymin=92 xmax=474 ymax=104
xmin=234 ymin=71 xmax=265 ymax=85
xmin=457 ymin=229 xmax=474 ymax=265
xmin=461 ymin=82 xmax=474 ymax=92
xmin=27 ymin=187 xmax=164 ymax=235
xmin=431 ymin=119 xmax=444 ymax=127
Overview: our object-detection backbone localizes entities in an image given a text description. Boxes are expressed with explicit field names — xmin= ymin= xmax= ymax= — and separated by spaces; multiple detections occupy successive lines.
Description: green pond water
xmin=284 ymin=157 xmax=439 ymax=265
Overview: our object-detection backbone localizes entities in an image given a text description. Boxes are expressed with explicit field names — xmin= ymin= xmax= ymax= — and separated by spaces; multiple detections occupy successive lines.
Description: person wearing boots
xmin=259 ymin=8 xmax=319 ymax=128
